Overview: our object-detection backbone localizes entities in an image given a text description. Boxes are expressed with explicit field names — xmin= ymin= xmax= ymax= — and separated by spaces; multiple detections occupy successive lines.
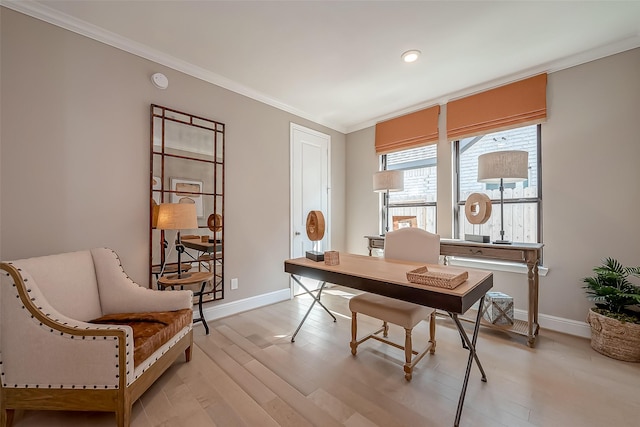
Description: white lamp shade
xmin=156 ymin=203 xmax=198 ymax=230
xmin=478 ymin=150 xmax=529 ymax=184
xmin=373 ymin=170 xmax=404 ymax=192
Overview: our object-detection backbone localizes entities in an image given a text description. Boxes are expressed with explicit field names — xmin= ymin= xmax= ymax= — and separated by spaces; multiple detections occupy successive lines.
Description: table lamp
xmin=156 ymin=203 xmax=198 ymax=278
xmin=477 ymin=150 xmax=528 ymax=244
xmin=373 ymin=170 xmax=404 ymax=234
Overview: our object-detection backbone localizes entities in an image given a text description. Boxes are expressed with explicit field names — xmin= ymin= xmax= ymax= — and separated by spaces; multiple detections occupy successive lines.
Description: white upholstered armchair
xmin=0 ymin=248 xmax=194 ymax=427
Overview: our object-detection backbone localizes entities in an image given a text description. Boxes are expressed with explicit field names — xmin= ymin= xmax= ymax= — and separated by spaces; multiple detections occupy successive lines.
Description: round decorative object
xmin=207 ymin=213 xmax=222 ymax=232
xmin=306 ymin=211 xmax=325 ymax=241
xmin=464 ymin=193 xmax=492 ymax=225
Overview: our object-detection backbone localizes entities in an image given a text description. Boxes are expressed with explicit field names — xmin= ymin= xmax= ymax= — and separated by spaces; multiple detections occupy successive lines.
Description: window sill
xmin=445 ymin=256 xmax=549 ymax=276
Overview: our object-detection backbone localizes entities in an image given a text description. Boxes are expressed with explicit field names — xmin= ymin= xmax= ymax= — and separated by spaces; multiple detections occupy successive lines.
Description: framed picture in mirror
xmin=171 ymin=177 xmax=204 ymax=218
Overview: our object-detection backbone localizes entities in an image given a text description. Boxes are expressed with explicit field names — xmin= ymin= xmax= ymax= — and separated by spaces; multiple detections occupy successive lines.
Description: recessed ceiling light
xmin=402 ymin=50 xmax=421 ymax=63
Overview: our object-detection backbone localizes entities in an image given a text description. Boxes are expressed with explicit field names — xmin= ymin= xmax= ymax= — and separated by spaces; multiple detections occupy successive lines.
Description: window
xmin=382 ymin=144 xmax=437 ymax=233
xmin=455 ymin=125 xmax=541 ymax=243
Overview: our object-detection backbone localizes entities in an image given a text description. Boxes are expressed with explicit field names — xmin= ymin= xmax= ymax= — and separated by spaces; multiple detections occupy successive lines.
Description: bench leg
xmin=404 ymin=328 xmax=413 ymax=381
xmin=350 ymin=312 xmax=358 ymax=355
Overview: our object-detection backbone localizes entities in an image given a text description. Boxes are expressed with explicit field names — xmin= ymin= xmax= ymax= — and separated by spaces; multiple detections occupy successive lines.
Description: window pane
xmin=457 ymin=125 xmax=540 ymax=243
xmin=389 ymin=206 xmax=437 ymax=234
xmin=459 ymin=125 xmax=538 ymax=202
xmin=382 ymin=144 xmax=437 ymax=234
xmin=458 ymin=202 xmax=538 ymax=243
xmin=387 ymin=145 xmax=437 ymax=205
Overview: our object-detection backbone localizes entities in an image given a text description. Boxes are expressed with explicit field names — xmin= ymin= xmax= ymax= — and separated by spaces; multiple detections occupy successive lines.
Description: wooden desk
xmin=285 ymin=253 xmax=493 ymax=427
xmin=157 ymin=271 xmax=212 ymax=335
xmin=365 ymin=235 xmax=543 ymax=347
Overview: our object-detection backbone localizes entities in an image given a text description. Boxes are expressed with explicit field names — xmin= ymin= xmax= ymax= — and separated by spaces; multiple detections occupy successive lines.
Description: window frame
xmin=453 ymin=124 xmax=543 ymax=244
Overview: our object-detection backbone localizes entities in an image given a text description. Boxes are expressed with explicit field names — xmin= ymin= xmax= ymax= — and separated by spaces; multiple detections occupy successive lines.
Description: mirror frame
xmin=149 ymin=104 xmax=225 ymax=302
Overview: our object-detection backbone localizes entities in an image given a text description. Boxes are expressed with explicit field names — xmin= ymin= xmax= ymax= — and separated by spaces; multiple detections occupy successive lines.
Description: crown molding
xmin=1 ymin=0 xmax=347 ymax=133
xmin=4 ymin=1 xmax=638 ymax=136
xmin=345 ymin=32 xmax=640 ymax=134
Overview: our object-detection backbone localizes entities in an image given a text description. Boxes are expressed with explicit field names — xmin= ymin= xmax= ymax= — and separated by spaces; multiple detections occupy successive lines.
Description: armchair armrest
xmin=1 ymin=263 xmax=134 ymax=388
xmin=91 ymin=248 xmax=193 ymax=315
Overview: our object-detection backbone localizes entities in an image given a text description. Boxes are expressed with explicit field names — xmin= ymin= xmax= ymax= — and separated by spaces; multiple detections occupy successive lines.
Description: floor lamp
xmin=156 ymin=203 xmax=198 ymax=278
xmin=477 ymin=150 xmax=528 ymax=244
xmin=373 ymin=170 xmax=404 ymax=234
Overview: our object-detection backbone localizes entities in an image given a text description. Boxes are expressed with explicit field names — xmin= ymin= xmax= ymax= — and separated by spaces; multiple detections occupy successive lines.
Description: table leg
xmin=448 ymin=296 xmax=487 ymax=427
xmin=196 ymin=280 xmax=209 ymax=335
xmin=527 ymin=262 xmax=537 ymax=348
xmin=290 ymin=275 xmax=336 ymax=342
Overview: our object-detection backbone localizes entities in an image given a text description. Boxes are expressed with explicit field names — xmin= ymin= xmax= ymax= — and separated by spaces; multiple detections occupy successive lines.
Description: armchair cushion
xmin=90 ymin=309 xmax=192 ymax=367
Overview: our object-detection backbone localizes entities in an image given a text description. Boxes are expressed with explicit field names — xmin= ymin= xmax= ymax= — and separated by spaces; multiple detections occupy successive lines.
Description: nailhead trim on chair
xmin=2 ymin=274 xmax=123 ymax=390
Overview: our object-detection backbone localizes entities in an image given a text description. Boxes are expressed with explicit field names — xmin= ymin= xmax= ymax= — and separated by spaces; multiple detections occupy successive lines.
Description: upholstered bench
xmin=350 ymin=293 xmax=436 ymax=381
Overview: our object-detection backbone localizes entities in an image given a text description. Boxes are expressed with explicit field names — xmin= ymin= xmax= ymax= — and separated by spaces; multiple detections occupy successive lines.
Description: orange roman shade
xmin=447 ymin=74 xmax=547 ymax=140
xmin=375 ymin=105 xmax=440 ymax=154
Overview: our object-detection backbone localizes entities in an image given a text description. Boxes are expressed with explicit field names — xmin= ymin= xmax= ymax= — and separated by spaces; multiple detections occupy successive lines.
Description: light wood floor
xmin=10 ymin=286 xmax=640 ymax=427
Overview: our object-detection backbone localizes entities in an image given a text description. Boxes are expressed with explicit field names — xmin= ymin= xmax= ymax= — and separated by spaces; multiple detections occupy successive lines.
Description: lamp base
xmin=306 ymin=251 xmax=324 ymax=262
xmin=492 ymin=239 xmax=512 ymax=245
xmin=465 ymin=234 xmax=490 ymax=243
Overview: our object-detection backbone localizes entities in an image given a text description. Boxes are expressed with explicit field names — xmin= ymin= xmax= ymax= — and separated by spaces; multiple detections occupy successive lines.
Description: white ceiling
xmin=6 ymin=1 xmax=640 ymax=133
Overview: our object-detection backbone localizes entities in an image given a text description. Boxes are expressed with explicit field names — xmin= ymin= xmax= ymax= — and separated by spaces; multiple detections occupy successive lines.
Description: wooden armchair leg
xmin=185 ymin=345 xmax=193 ymax=362
xmin=1 ymin=407 xmax=15 ymax=427
xmin=116 ymin=397 xmax=131 ymax=427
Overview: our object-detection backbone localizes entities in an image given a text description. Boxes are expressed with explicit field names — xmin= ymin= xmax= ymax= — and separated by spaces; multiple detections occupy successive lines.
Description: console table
xmin=365 ymin=235 xmax=543 ymax=347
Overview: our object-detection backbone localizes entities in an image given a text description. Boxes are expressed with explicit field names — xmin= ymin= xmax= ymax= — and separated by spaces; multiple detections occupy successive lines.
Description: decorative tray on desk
xmin=406 ymin=266 xmax=468 ymax=289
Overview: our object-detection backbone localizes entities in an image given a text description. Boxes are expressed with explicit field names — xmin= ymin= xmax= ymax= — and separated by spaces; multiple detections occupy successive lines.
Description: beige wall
xmin=0 ymin=8 xmax=346 ymax=304
xmin=346 ymin=48 xmax=640 ymax=325
xmin=3 ymin=7 xmax=639 ymax=327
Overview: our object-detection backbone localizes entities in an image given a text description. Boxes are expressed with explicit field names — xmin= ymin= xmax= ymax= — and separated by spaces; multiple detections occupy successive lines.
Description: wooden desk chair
xmin=349 ymin=227 xmax=439 ymax=381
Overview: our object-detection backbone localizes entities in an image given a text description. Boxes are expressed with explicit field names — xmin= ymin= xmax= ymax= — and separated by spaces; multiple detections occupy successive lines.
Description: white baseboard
xmin=195 ymin=288 xmax=592 ymax=339
xmin=199 ymin=288 xmax=291 ymax=322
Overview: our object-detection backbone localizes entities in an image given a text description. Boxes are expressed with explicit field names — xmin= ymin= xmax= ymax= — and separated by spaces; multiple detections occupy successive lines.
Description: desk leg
xmin=290 ymin=276 xmax=337 ymax=342
xmin=448 ymin=296 xmax=487 ymax=427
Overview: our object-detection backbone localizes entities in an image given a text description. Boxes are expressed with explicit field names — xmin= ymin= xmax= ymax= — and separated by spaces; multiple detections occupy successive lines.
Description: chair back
xmin=9 ymin=250 xmax=103 ymax=321
xmin=384 ymin=227 xmax=440 ymax=264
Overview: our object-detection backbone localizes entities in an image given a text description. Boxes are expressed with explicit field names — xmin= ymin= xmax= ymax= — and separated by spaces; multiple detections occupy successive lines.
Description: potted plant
xmin=583 ymin=257 xmax=640 ymax=362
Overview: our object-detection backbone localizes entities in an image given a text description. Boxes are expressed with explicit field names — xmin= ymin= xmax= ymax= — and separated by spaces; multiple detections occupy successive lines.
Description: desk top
xmin=285 ymin=253 xmax=492 ymax=314
xmin=182 ymin=238 xmax=222 ymax=253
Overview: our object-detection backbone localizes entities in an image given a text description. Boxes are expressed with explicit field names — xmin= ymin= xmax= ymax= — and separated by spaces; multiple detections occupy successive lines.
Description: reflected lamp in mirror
xmin=156 ymin=203 xmax=198 ymax=278
xmin=477 ymin=150 xmax=528 ymax=244
xmin=373 ymin=170 xmax=404 ymax=234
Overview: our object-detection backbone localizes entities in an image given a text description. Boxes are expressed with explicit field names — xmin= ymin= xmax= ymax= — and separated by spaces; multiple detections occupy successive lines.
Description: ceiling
xmin=6 ymin=1 xmax=640 ymax=133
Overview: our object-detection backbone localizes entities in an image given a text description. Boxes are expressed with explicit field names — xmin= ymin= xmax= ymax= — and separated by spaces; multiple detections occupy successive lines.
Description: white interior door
xmin=290 ymin=123 xmax=330 ymax=296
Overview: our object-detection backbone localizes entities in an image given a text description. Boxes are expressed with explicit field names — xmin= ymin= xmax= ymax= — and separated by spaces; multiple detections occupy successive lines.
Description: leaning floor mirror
xmin=150 ymin=104 xmax=225 ymax=302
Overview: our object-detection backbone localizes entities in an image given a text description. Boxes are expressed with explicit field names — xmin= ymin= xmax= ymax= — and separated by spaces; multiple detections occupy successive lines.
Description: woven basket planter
xmin=587 ymin=309 xmax=640 ymax=362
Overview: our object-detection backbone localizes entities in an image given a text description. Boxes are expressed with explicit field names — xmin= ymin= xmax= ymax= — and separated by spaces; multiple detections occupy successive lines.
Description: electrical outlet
xmin=231 ymin=278 xmax=238 ymax=290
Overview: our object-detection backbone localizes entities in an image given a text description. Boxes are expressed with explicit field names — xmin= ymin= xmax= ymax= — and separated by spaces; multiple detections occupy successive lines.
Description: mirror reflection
xmin=150 ymin=105 xmax=225 ymax=303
